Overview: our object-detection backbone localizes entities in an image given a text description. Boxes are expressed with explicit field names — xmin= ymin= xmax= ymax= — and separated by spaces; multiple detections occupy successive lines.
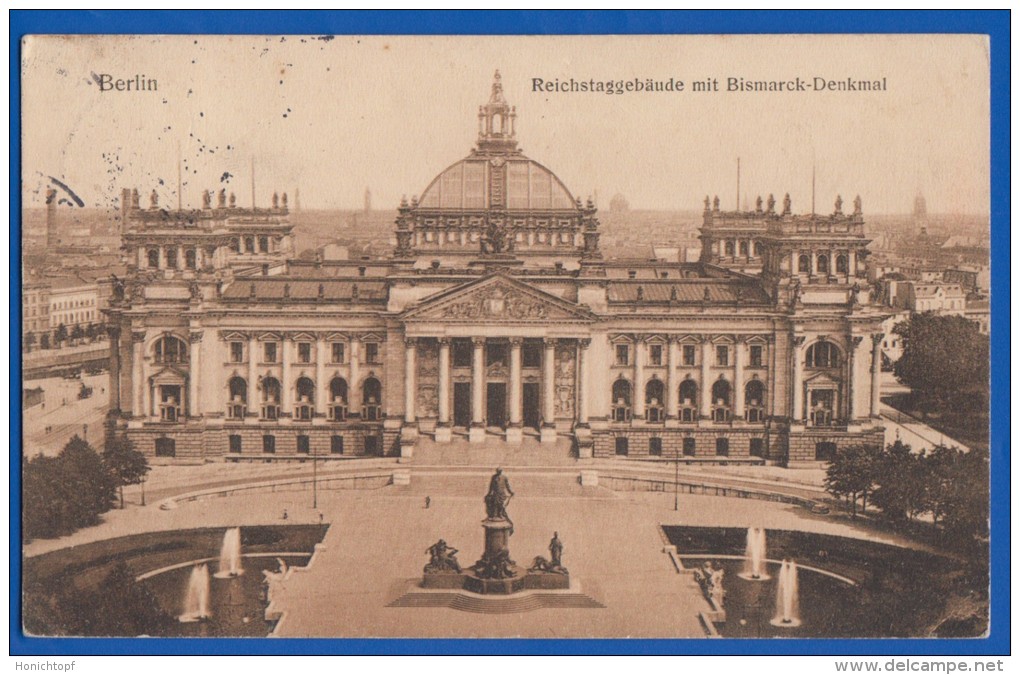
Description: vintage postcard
xmin=19 ymin=33 xmax=992 ymax=641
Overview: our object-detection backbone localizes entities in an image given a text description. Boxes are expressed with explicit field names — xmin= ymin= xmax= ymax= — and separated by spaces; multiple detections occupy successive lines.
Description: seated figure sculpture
xmin=424 ymin=539 xmax=462 ymax=574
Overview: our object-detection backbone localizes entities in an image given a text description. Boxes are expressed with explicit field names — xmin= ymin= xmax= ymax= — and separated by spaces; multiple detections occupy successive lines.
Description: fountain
xmin=771 ymin=559 xmax=802 ymax=627
xmin=739 ymin=527 xmax=770 ymax=581
xmin=214 ymin=527 xmax=244 ymax=578
xmin=178 ymin=564 xmax=211 ymax=623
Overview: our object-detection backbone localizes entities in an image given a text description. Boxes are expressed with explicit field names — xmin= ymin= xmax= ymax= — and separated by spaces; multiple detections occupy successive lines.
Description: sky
xmin=21 ymin=34 xmax=990 ymax=215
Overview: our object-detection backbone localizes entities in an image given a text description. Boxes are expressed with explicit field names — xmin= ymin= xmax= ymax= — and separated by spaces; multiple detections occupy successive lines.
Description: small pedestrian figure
xmin=424 ymin=496 xmax=431 ymax=509
xmin=318 ymin=512 xmax=324 ymax=524
xmin=282 ymin=509 xmax=289 ymax=520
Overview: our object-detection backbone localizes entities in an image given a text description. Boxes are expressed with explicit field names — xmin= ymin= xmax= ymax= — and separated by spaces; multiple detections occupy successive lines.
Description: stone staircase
xmin=413 ymin=434 xmax=576 ymax=467
xmin=388 ymin=589 xmax=604 ymax=613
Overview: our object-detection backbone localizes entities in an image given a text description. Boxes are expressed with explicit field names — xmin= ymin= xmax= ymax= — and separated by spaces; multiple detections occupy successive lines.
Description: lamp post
xmin=312 ymin=446 xmax=318 ymax=509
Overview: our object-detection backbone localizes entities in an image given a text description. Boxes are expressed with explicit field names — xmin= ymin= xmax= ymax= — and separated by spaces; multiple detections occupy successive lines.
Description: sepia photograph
xmin=17 ymin=29 xmax=995 ymax=645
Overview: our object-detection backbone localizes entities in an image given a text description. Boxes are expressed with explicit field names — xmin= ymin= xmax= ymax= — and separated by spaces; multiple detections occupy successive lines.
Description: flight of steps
xmin=388 ymin=590 xmax=604 ymax=613
xmin=413 ymin=434 xmax=576 ymax=467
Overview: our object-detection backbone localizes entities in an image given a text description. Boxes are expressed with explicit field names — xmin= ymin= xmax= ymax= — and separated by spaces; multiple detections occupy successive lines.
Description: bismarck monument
xmin=422 ymin=469 xmax=570 ymax=595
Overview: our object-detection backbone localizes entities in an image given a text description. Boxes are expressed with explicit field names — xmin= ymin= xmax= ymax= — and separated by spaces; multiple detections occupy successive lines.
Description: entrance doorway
xmin=522 ymin=382 xmax=540 ymax=430
xmin=486 ymin=382 xmax=507 ymax=428
xmin=453 ymin=382 xmax=472 ymax=427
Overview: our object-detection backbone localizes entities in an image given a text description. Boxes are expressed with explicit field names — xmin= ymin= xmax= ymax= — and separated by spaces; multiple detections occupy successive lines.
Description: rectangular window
xmin=263 ymin=435 xmax=276 ymax=454
xmin=649 ymin=344 xmax=663 ymax=366
xmin=715 ymin=437 xmax=730 ymax=457
xmin=331 ymin=342 xmax=345 ymax=364
xmin=297 ymin=342 xmax=312 ymax=363
xmin=230 ymin=342 xmax=244 ymax=363
xmin=229 ymin=435 xmax=242 ymax=453
xmin=452 ymin=339 xmax=472 ymax=368
xmin=615 ymin=344 xmax=630 ymax=366
xmin=331 ymin=435 xmax=344 ymax=454
xmin=263 ymin=342 xmax=278 ymax=363
xmin=522 ymin=342 xmax=542 ymax=368
xmin=683 ymin=437 xmax=696 ymax=456
xmin=649 ymin=437 xmax=662 ymax=456
xmin=750 ymin=438 xmax=764 ymax=458
xmin=297 ymin=435 xmax=310 ymax=454
xmin=155 ymin=438 xmax=176 ymax=457
xmin=615 ymin=437 xmax=629 ymax=456
xmin=683 ymin=345 xmax=696 ymax=366
xmin=716 ymin=346 xmax=729 ymax=367
xmin=364 ymin=342 xmax=380 ymax=365
xmin=749 ymin=345 xmax=764 ymax=367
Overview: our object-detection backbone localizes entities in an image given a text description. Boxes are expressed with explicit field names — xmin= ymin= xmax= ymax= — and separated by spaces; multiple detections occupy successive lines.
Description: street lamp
xmin=312 ymin=446 xmax=318 ymax=509
xmin=674 ymin=446 xmax=680 ymax=511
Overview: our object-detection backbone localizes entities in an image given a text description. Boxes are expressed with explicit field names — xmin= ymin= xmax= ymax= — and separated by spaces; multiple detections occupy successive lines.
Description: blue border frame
xmin=10 ymin=10 xmax=1009 ymax=657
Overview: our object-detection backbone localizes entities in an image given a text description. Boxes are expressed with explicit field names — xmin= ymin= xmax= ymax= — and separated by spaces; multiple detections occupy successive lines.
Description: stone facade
xmin=106 ymin=73 xmax=889 ymax=467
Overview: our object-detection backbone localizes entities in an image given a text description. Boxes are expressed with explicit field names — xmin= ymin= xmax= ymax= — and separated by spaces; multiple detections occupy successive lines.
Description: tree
xmin=893 ymin=313 xmax=989 ymax=416
xmin=24 ymin=331 xmax=36 ymax=353
xmin=40 ymin=332 xmax=50 ymax=350
xmin=71 ymin=324 xmax=85 ymax=344
xmin=824 ymin=444 xmax=881 ymax=518
xmin=54 ymin=323 xmax=68 ymax=347
xmin=23 ymin=436 xmax=118 ymax=540
xmin=103 ymin=435 xmax=150 ymax=509
xmin=871 ymin=440 xmax=927 ymax=522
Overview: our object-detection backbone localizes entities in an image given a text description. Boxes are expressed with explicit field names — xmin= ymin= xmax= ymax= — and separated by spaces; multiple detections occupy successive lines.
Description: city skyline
xmin=22 ymin=35 xmax=989 ymax=215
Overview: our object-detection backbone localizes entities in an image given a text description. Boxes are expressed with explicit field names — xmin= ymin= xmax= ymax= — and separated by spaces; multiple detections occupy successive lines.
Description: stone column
xmin=577 ymin=339 xmax=591 ymax=425
xmin=177 ymin=245 xmax=184 ymax=270
xmin=632 ymin=336 xmax=645 ymax=421
xmin=469 ymin=337 xmax=486 ymax=442
xmin=315 ymin=334 xmax=326 ymax=418
xmin=404 ymin=338 xmax=417 ymax=424
xmin=507 ymin=338 xmax=523 ymax=442
xmin=247 ymin=334 xmax=258 ymax=417
xmin=281 ymin=335 xmax=292 ymax=418
xmin=666 ymin=337 xmax=679 ymax=420
xmin=109 ymin=327 xmax=122 ymax=411
xmin=132 ymin=331 xmax=146 ymax=418
xmin=792 ymin=335 xmax=806 ymax=422
xmin=436 ymin=338 xmax=452 ymax=442
xmin=700 ymin=338 xmax=712 ymax=419
xmin=733 ymin=337 xmax=745 ymax=420
xmin=870 ymin=333 xmax=883 ymax=418
xmin=189 ymin=330 xmax=202 ymax=417
xmin=541 ymin=338 xmax=557 ymax=442
xmin=349 ymin=335 xmax=361 ymax=417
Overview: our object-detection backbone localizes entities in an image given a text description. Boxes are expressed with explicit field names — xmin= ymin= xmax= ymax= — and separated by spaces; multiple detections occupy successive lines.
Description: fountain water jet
xmin=770 ymin=559 xmax=802 ymax=628
xmin=739 ymin=527 xmax=770 ymax=580
xmin=214 ymin=527 xmax=244 ymax=578
xmin=178 ymin=563 xmax=211 ymax=622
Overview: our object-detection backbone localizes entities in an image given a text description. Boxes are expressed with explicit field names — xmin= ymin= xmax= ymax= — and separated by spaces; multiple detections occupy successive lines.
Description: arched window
xmin=227 ymin=377 xmax=247 ymax=420
xmin=147 ymin=248 xmax=159 ymax=268
xmin=645 ymin=379 xmax=665 ymax=422
xmin=753 ymin=241 xmax=764 ymax=256
xmin=817 ymin=254 xmax=830 ymax=275
xmin=329 ymin=377 xmax=348 ymax=421
xmin=261 ymin=377 xmax=281 ymax=420
xmin=798 ymin=254 xmax=810 ymax=273
xmin=806 ymin=341 xmax=840 ymax=368
xmin=679 ymin=379 xmax=698 ymax=422
xmin=154 ymin=335 xmax=188 ymax=364
xmin=836 ymin=254 xmax=849 ymax=274
xmin=712 ymin=379 xmax=731 ymax=422
xmin=295 ymin=377 xmax=315 ymax=420
xmin=362 ymin=377 xmax=382 ymax=421
xmin=739 ymin=241 xmax=749 ymax=256
xmin=185 ymin=249 xmax=197 ymax=269
xmin=724 ymin=241 xmax=735 ymax=256
xmin=611 ymin=379 xmax=632 ymax=423
xmin=745 ymin=380 xmax=766 ymax=423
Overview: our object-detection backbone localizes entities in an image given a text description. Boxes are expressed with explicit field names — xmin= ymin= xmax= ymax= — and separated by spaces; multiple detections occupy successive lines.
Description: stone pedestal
xmin=434 ymin=424 xmax=452 ymax=443
xmin=468 ymin=425 xmax=487 ymax=443
xmin=505 ymin=424 xmax=523 ymax=444
xmin=482 ymin=518 xmax=513 ymax=558
xmin=540 ymin=424 xmax=558 ymax=444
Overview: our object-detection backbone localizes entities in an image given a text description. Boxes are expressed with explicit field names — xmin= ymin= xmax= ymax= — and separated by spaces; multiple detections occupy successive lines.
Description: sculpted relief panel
xmin=439 ymin=284 xmax=551 ymax=321
xmin=417 ymin=341 xmax=439 ymax=418
xmin=554 ymin=343 xmax=576 ymax=417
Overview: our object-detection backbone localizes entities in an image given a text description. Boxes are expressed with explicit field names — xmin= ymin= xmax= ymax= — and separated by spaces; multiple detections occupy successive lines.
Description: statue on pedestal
xmin=529 ymin=531 xmax=569 ymax=575
xmin=485 ymin=467 xmax=514 ymax=529
xmin=424 ymin=539 xmax=462 ymax=574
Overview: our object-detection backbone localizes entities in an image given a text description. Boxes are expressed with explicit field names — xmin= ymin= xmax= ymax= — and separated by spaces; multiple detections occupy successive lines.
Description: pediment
xmin=803 ymin=371 xmax=840 ymax=385
xmin=402 ymin=274 xmax=595 ymax=324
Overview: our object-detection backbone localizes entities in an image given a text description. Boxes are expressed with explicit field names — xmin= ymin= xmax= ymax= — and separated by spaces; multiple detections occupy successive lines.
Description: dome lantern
xmin=477 ymin=70 xmax=518 ymax=153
